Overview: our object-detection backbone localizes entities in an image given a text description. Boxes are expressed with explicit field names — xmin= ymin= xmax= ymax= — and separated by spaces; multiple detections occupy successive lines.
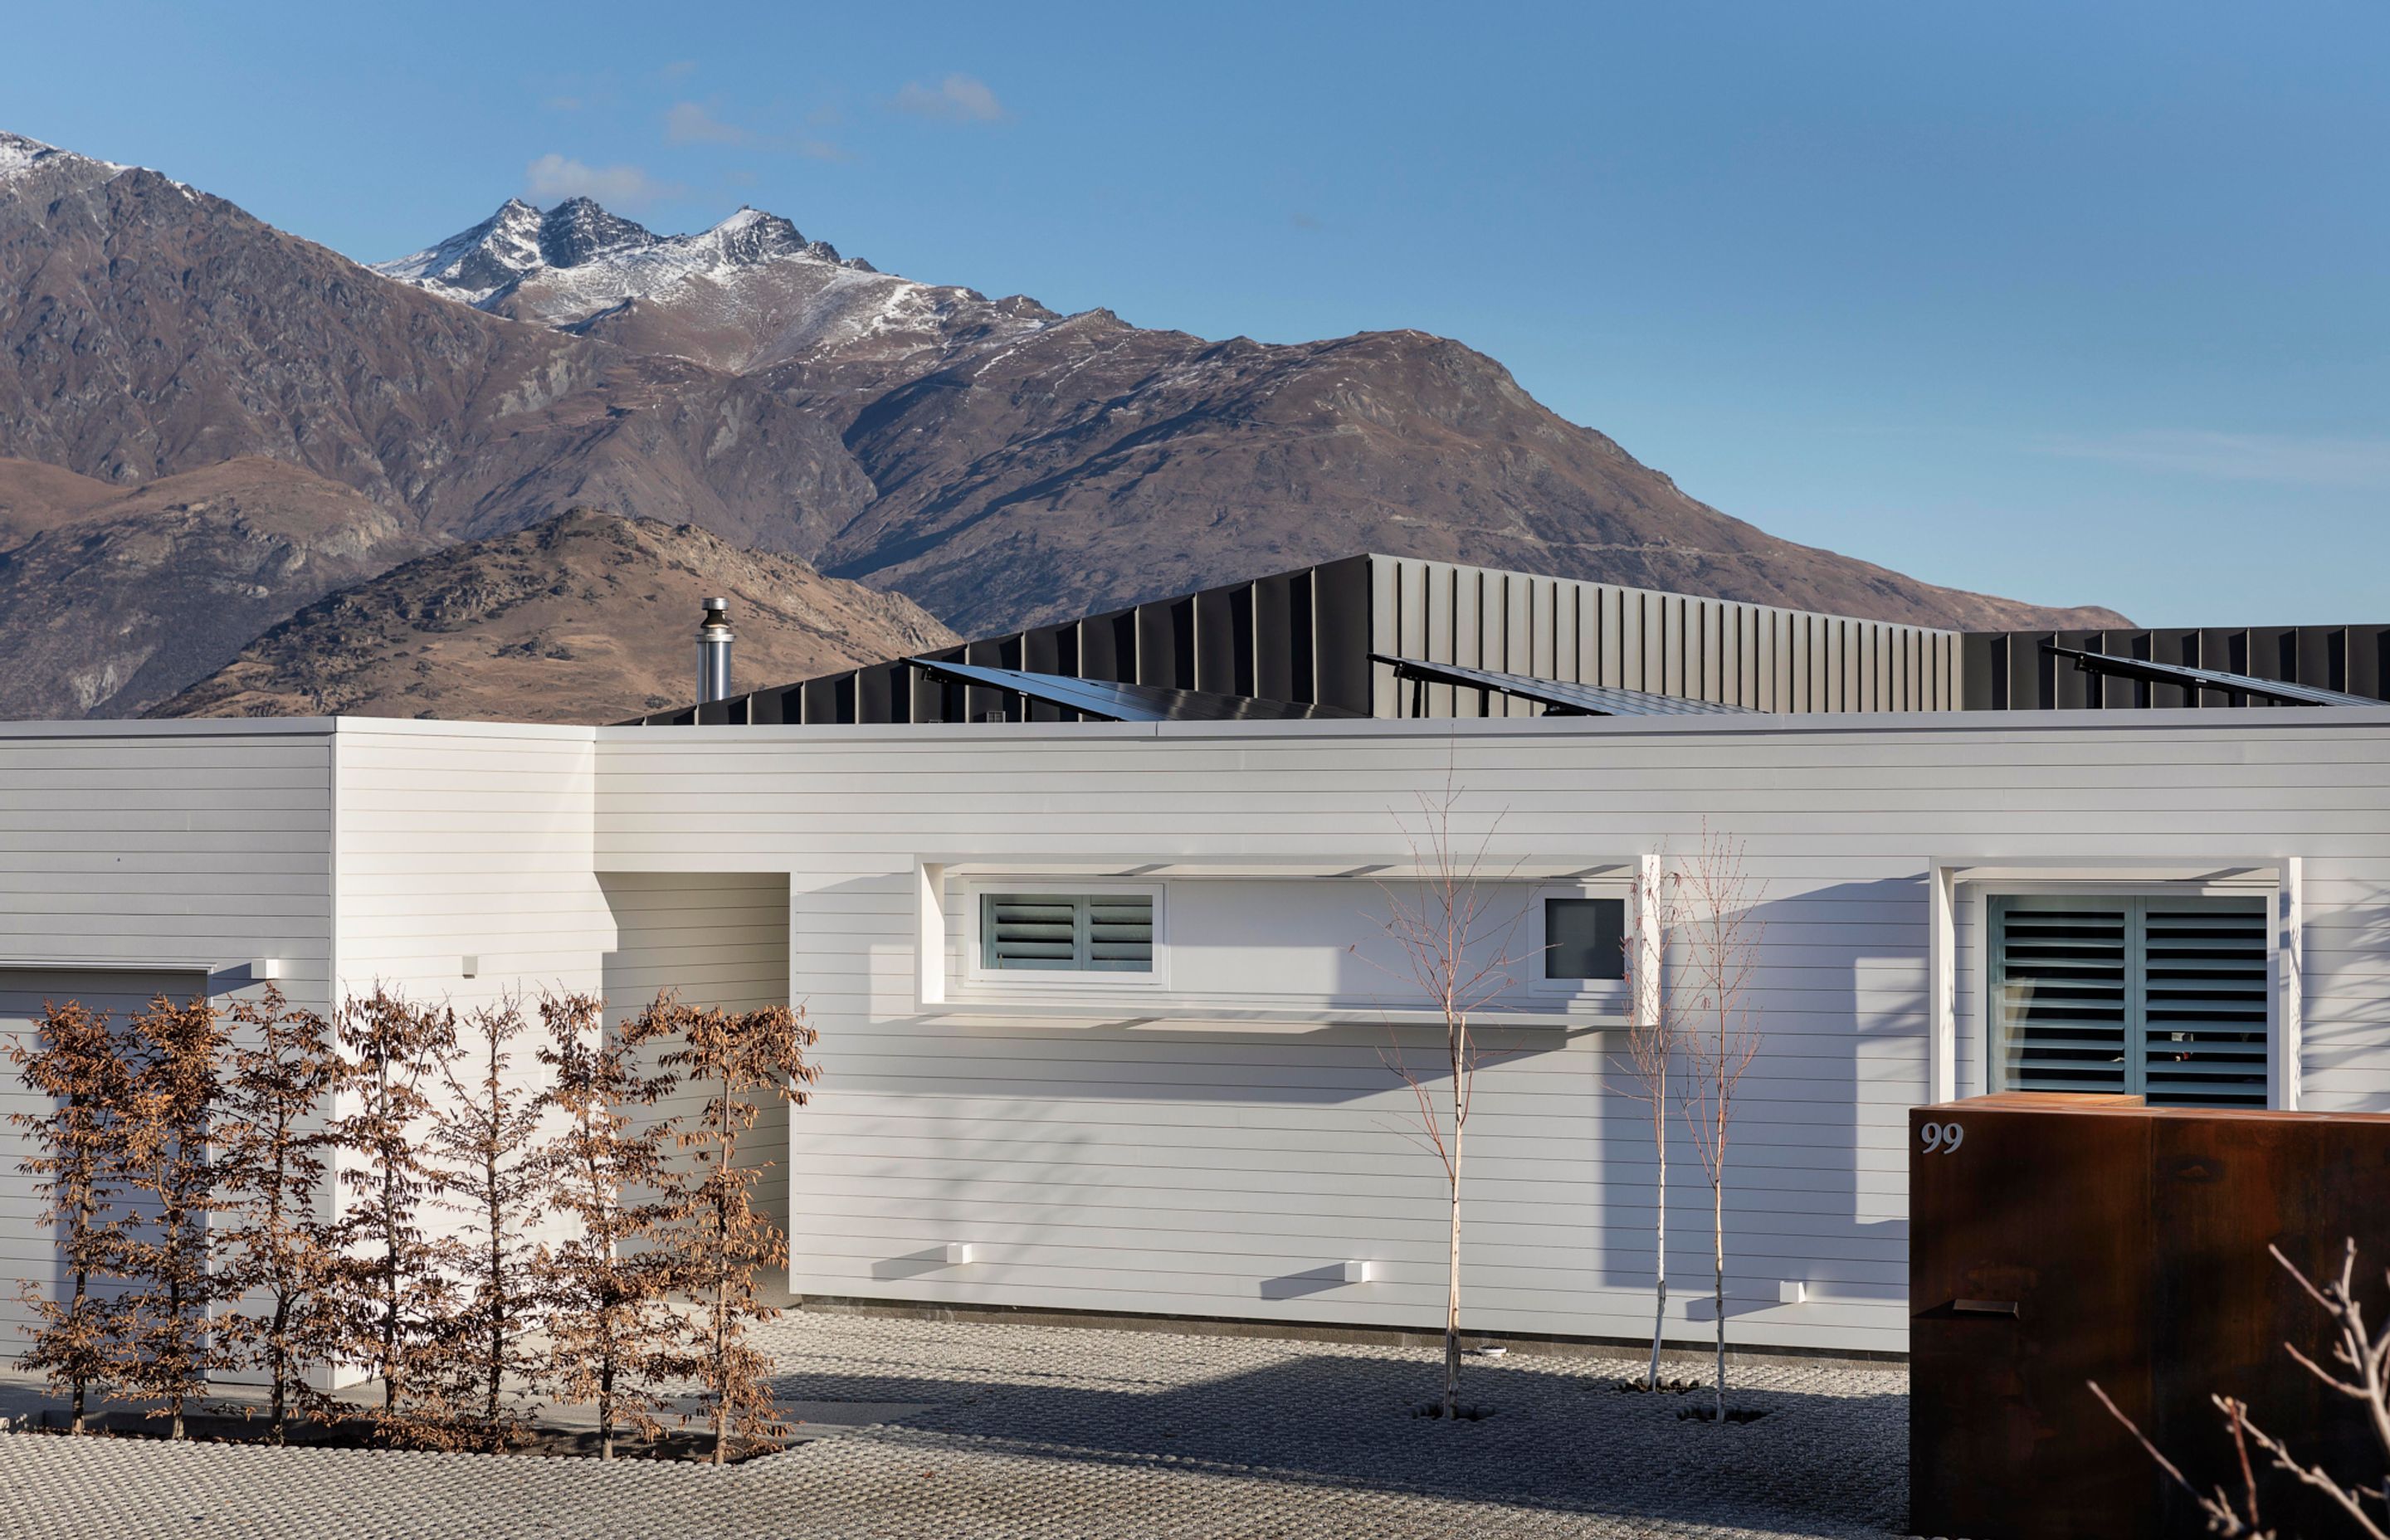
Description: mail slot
xmin=1910 ymin=1093 xmax=2390 ymax=1538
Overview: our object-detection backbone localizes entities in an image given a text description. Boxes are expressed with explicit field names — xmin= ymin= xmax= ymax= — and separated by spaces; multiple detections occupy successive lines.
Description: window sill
xmin=912 ymin=1001 xmax=1622 ymax=1034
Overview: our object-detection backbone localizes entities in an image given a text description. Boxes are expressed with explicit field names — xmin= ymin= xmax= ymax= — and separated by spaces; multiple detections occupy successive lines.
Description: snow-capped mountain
xmin=373 ymin=197 xmax=843 ymax=309
xmin=0 ymin=130 xmax=125 ymax=188
xmin=373 ymin=197 xmax=1050 ymax=373
xmin=0 ymin=124 xmax=2131 ymax=722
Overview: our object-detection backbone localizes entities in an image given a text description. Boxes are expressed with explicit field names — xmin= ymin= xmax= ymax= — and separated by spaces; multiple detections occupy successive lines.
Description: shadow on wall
xmin=1593 ymin=877 xmax=1919 ymax=1331
xmin=2295 ymin=874 xmax=2390 ymax=1109
xmin=761 ymin=1343 xmax=1907 ymax=1535
xmin=799 ymin=868 xmax=1919 ymax=1338
xmin=598 ymin=870 xmax=797 ymax=1240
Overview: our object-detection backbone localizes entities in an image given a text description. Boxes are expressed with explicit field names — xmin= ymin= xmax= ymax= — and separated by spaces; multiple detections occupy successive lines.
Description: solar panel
xmin=1373 ymin=655 xmax=1759 ymax=717
xmin=906 ymin=658 xmax=1367 ymax=723
xmin=2041 ymin=643 xmax=2380 ymax=709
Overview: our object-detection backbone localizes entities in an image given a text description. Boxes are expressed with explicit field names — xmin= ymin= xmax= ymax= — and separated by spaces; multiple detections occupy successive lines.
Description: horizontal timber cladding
xmin=0 ymin=719 xmax=342 ymax=1362
xmin=588 ymin=707 xmax=2390 ymax=1357
xmin=631 ymin=553 xmax=1963 ymax=726
xmin=1964 ymin=625 xmax=2390 ymax=710
xmin=0 ymin=969 xmax=207 ymax=1359
xmin=598 ymin=872 xmax=794 ymax=1232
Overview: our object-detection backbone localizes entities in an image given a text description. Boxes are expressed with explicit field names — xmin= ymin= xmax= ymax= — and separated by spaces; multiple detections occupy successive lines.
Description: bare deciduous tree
xmin=214 ymin=985 xmax=343 ymax=1442
xmin=327 ymin=987 xmax=462 ymax=1444
xmin=5 ymin=999 xmax=132 ymax=1434
xmin=107 ymin=993 xmax=227 ymax=1439
xmin=647 ymin=994 xmax=821 ymax=1464
xmin=1610 ymin=853 xmax=1679 ymax=1390
xmin=1373 ymin=768 xmax=1527 ymax=1419
xmin=2095 ymin=1239 xmax=2390 ymax=1538
xmin=534 ymin=993 xmax=692 ymax=1460
xmin=1671 ymin=826 xmax=1762 ymax=1423
xmin=428 ymin=997 xmax=550 ymax=1447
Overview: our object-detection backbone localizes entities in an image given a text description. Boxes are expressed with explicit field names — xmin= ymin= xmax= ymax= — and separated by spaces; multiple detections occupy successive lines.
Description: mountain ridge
xmin=0 ymin=128 xmax=2128 ymax=721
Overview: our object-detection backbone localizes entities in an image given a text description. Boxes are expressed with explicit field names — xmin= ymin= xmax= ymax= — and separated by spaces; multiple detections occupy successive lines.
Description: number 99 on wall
xmin=1919 ymin=1121 xmax=1965 ymax=1153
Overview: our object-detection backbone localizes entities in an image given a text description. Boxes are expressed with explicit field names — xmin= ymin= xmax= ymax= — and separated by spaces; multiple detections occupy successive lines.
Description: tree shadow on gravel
xmin=762 ymin=1351 xmax=1908 ymax=1538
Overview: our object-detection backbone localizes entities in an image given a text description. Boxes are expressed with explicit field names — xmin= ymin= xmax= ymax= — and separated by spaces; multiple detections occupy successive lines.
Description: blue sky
xmin=12 ymin=2 xmax=2384 ymax=625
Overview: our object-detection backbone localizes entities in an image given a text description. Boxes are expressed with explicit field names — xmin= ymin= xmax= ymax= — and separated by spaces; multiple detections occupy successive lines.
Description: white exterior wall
xmin=330 ymin=720 xmax=610 ymax=1013
xmin=593 ymin=707 xmax=2390 ymax=1357
xmin=327 ymin=721 xmax=613 ymax=1284
xmin=598 ymin=872 xmax=793 ymax=1232
xmin=0 ymin=719 xmax=338 ymax=1358
xmin=2 ymin=707 xmax=2385 ymax=1362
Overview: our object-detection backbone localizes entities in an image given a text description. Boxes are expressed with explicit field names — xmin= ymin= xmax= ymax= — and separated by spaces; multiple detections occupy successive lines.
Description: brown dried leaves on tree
xmin=106 ymin=993 xmax=229 ymax=1439
xmin=326 ymin=987 xmax=464 ymax=1446
xmin=213 ymin=986 xmax=343 ymax=1441
xmin=534 ymin=993 xmax=692 ymax=1459
xmin=5 ymin=999 xmax=131 ymax=1434
xmin=645 ymin=993 xmax=821 ymax=1464
xmin=426 ymin=996 xmax=553 ymax=1447
xmin=211 ymin=985 xmax=344 ymax=1444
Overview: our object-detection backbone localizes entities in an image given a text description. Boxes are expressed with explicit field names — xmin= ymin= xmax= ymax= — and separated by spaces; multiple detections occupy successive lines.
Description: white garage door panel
xmin=0 ymin=970 xmax=206 ymax=1362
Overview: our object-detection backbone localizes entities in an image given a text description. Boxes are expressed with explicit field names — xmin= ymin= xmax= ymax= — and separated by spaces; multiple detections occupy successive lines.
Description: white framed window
xmin=1528 ymin=880 xmax=1632 ymax=1004
xmin=1989 ymin=893 xmax=2269 ymax=1108
xmin=962 ymin=880 xmax=1168 ymax=989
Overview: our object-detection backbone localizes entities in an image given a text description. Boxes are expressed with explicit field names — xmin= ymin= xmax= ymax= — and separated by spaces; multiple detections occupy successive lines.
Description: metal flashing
xmin=906 ymin=658 xmax=1367 ymax=724
xmin=1373 ymin=654 xmax=1759 ymax=716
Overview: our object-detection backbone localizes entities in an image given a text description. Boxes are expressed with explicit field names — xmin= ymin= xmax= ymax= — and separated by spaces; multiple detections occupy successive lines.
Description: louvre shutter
xmin=1992 ymin=899 xmax=2133 ymax=1095
xmin=2140 ymin=899 xmax=2269 ymax=1108
xmin=1991 ymin=894 xmax=2272 ymax=1108
xmin=1085 ymin=897 xmax=1154 ymax=971
xmin=983 ymin=893 xmax=1155 ymax=972
xmin=985 ymin=895 xmax=1080 ymax=970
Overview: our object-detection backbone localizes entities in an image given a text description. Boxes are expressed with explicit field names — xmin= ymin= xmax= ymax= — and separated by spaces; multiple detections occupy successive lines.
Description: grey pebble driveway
xmin=0 ymin=1313 xmax=1910 ymax=1539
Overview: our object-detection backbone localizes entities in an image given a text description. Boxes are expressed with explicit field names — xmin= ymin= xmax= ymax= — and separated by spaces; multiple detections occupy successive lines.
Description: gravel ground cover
xmin=0 ymin=1313 xmax=1910 ymax=1539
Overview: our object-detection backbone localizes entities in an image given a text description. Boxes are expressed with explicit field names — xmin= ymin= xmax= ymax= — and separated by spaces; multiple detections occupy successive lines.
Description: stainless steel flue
xmin=697 ymin=597 xmax=734 ymax=704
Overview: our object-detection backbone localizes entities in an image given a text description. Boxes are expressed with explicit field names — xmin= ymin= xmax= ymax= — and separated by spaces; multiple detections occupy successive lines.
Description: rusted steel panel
xmin=2149 ymin=1112 xmax=2390 ymax=1537
xmin=1913 ymin=1095 xmax=2390 ymax=1539
xmin=1910 ymin=1099 xmax=2154 ymax=1540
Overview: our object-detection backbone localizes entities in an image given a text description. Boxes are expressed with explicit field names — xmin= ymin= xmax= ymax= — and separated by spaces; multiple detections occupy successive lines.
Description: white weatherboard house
xmin=2 ymin=553 xmax=2386 ymax=1362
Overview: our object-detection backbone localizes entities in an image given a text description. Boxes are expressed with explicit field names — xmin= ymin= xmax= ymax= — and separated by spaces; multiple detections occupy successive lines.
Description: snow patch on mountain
xmin=373 ymin=197 xmax=870 ymax=317
xmin=373 ymin=194 xmax=1062 ymax=373
xmin=0 ymin=130 xmax=124 ymax=183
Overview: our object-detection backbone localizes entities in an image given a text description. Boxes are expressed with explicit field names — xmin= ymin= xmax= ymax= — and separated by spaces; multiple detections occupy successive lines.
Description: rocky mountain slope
xmin=154 ymin=509 xmax=956 ymax=723
xmin=0 ymin=128 xmax=2125 ymax=722
xmin=0 ymin=133 xmax=871 ymax=554
xmin=0 ymin=456 xmax=412 ymax=716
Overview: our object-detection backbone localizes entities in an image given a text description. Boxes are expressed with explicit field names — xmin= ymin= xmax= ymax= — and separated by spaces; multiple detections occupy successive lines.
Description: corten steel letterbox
xmin=1910 ymin=1093 xmax=2390 ymax=1539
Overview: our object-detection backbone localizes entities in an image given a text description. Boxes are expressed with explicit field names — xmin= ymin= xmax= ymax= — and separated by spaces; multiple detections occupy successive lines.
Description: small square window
xmin=1545 ymin=897 xmax=1625 ymax=980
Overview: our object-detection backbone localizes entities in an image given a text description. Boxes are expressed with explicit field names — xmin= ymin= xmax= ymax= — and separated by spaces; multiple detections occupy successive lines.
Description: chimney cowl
xmin=696 ymin=597 xmax=734 ymax=705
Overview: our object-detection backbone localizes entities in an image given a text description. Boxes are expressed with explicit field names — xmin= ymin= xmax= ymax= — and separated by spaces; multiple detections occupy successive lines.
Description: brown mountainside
xmin=0 ymin=129 xmax=2124 ymax=722
xmin=0 ymin=137 xmax=875 ymax=555
xmin=0 ymin=456 xmax=412 ymax=717
xmin=153 ymin=509 xmax=957 ymax=723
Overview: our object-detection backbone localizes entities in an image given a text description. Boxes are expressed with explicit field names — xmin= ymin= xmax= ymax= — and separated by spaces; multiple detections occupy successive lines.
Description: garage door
xmin=0 ymin=969 xmax=207 ymax=1361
